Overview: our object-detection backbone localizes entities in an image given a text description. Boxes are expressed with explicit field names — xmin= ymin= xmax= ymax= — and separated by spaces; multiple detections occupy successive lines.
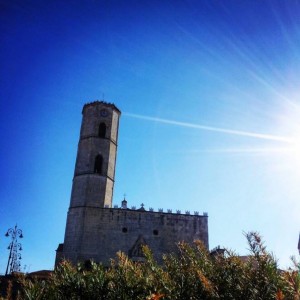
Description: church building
xmin=55 ymin=101 xmax=209 ymax=266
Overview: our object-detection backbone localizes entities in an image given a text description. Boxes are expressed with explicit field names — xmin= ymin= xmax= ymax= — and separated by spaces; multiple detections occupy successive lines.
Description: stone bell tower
xmin=56 ymin=101 xmax=121 ymax=265
xmin=69 ymin=101 xmax=121 ymax=208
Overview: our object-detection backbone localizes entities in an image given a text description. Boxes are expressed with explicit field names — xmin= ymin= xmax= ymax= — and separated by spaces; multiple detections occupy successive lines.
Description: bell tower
xmin=56 ymin=101 xmax=121 ymax=265
xmin=70 ymin=101 xmax=121 ymax=208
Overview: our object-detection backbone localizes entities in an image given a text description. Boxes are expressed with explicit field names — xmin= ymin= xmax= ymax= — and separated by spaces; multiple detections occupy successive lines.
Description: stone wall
xmin=61 ymin=207 xmax=208 ymax=265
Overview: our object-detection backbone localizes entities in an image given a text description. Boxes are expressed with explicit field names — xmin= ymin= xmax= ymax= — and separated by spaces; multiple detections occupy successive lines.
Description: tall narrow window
xmin=98 ymin=123 xmax=106 ymax=138
xmin=94 ymin=155 xmax=103 ymax=174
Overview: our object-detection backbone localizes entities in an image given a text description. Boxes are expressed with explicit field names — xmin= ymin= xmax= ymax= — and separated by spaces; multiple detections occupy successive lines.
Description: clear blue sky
xmin=1 ymin=0 xmax=300 ymax=272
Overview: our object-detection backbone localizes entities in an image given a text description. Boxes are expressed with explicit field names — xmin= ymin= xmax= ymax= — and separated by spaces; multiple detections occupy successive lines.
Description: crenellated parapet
xmin=82 ymin=100 xmax=121 ymax=115
xmin=107 ymin=203 xmax=208 ymax=217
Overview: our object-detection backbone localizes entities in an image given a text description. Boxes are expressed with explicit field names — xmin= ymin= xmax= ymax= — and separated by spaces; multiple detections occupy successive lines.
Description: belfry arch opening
xmin=98 ymin=123 xmax=106 ymax=138
xmin=94 ymin=154 xmax=103 ymax=174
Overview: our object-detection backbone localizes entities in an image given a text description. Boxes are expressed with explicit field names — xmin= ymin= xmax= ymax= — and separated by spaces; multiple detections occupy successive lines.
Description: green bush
xmin=17 ymin=232 xmax=300 ymax=300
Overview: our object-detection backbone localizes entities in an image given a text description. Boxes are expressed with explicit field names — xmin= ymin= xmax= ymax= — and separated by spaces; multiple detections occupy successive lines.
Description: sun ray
xmin=247 ymin=71 xmax=299 ymax=108
xmin=188 ymin=147 xmax=294 ymax=154
xmin=124 ymin=112 xmax=293 ymax=143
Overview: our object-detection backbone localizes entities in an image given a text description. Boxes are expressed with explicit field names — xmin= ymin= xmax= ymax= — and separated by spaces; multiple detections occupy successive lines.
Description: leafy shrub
xmin=17 ymin=232 xmax=300 ymax=300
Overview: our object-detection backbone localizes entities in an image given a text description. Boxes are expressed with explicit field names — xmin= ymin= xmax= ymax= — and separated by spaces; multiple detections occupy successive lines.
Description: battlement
xmin=108 ymin=204 xmax=208 ymax=217
xmin=82 ymin=100 xmax=121 ymax=114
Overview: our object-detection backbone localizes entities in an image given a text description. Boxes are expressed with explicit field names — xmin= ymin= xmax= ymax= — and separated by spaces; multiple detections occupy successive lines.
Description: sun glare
xmin=125 ymin=95 xmax=300 ymax=177
xmin=273 ymin=95 xmax=300 ymax=169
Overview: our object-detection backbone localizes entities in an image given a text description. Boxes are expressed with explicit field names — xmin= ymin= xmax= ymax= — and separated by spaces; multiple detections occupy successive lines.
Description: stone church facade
xmin=55 ymin=101 xmax=208 ymax=266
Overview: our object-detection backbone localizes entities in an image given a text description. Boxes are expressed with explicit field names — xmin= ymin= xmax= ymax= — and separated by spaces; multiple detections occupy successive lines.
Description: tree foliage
xmin=14 ymin=232 xmax=300 ymax=300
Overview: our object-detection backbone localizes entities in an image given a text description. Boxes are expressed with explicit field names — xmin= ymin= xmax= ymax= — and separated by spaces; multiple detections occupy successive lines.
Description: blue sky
xmin=1 ymin=0 xmax=300 ymax=272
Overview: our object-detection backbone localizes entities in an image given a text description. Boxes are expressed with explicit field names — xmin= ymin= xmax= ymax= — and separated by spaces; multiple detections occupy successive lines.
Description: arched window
xmin=98 ymin=123 xmax=106 ymax=138
xmin=94 ymin=155 xmax=103 ymax=174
